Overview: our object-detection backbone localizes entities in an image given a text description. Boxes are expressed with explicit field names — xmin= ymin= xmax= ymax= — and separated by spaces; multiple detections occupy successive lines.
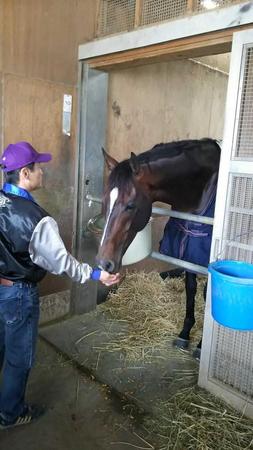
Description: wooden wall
xmin=0 ymin=0 xmax=3 ymax=71
xmin=3 ymin=0 xmax=98 ymax=84
xmin=1 ymin=0 xmax=98 ymax=295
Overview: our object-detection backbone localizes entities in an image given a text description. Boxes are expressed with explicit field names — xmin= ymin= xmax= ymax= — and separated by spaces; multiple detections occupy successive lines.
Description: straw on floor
xmin=99 ymin=271 xmax=205 ymax=360
xmin=99 ymin=271 xmax=253 ymax=450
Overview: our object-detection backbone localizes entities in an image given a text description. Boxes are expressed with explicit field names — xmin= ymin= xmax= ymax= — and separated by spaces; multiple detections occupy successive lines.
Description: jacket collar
xmin=2 ymin=183 xmax=35 ymax=202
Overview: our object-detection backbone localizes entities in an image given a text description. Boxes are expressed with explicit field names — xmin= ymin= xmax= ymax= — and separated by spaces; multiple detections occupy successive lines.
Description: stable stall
xmin=71 ymin=0 xmax=253 ymax=420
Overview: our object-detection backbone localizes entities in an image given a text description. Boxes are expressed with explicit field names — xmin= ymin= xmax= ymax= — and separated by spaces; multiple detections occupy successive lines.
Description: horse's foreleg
xmin=173 ymin=271 xmax=197 ymax=350
xmin=193 ymin=280 xmax=207 ymax=360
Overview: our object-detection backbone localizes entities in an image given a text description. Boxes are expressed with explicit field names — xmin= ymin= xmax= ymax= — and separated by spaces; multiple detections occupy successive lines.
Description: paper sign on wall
xmin=62 ymin=94 xmax=72 ymax=136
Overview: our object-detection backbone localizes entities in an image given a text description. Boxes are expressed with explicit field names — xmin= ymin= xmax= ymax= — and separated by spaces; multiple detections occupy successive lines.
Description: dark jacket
xmin=0 ymin=191 xmax=48 ymax=282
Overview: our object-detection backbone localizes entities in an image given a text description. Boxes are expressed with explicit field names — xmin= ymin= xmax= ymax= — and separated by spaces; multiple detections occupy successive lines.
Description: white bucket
xmin=122 ymin=221 xmax=152 ymax=265
xmin=87 ymin=214 xmax=152 ymax=265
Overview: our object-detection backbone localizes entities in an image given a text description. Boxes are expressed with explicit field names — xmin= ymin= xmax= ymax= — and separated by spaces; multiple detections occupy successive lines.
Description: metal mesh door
xmin=210 ymin=325 xmax=253 ymax=397
xmin=222 ymin=174 xmax=253 ymax=263
xmin=96 ymin=1 xmax=245 ymax=37
xmin=235 ymin=48 xmax=253 ymax=158
xmin=200 ymin=31 xmax=253 ymax=418
xmin=97 ymin=0 xmax=136 ymax=36
xmin=141 ymin=0 xmax=188 ymax=26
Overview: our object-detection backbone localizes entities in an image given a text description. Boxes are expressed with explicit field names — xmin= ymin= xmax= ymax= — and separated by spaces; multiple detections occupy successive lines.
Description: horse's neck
xmin=140 ymin=162 xmax=218 ymax=211
xmin=142 ymin=163 xmax=179 ymax=204
xmin=151 ymin=189 xmax=174 ymax=205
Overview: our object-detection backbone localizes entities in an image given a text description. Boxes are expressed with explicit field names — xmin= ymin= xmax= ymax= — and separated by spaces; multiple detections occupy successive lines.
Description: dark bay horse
xmin=97 ymin=139 xmax=220 ymax=352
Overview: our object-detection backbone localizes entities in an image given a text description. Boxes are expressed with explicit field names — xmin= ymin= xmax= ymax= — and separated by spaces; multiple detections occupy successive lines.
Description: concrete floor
xmin=0 ymin=339 xmax=156 ymax=450
xmin=40 ymin=310 xmax=199 ymax=416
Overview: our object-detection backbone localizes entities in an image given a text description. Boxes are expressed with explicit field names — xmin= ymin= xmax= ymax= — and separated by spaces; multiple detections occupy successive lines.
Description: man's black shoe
xmin=0 ymin=404 xmax=46 ymax=430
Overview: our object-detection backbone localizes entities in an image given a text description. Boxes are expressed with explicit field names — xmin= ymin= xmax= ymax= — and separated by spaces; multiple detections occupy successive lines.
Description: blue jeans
xmin=0 ymin=282 xmax=39 ymax=422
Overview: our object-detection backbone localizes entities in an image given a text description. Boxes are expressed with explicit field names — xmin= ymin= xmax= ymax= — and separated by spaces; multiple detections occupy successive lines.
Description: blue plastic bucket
xmin=208 ymin=260 xmax=253 ymax=330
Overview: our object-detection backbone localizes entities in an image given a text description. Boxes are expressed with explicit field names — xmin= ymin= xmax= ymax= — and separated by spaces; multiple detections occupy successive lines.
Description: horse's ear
xmin=129 ymin=152 xmax=141 ymax=176
xmin=102 ymin=147 xmax=118 ymax=172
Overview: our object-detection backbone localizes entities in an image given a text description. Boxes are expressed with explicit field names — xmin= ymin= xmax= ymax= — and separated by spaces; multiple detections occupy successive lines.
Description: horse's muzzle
xmin=98 ymin=259 xmax=116 ymax=274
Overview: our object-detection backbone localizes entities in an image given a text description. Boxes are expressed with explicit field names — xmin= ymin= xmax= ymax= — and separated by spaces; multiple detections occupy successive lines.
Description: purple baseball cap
xmin=0 ymin=141 xmax=52 ymax=172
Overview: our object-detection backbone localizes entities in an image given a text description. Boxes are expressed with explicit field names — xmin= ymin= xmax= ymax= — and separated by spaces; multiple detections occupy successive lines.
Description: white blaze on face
xmin=100 ymin=187 xmax=119 ymax=246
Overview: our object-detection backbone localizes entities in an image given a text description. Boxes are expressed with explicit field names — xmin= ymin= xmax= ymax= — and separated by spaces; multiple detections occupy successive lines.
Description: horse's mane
xmin=108 ymin=138 xmax=220 ymax=188
xmin=108 ymin=160 xmax=134 ymax=191
xmin=138 ymin=138 xmax=219 ymax=163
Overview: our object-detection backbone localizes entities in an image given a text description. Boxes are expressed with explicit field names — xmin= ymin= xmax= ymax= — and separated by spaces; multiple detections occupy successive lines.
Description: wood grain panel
xmin=0 ymin=72 xmax=2 ymax=166
xmin=0 ymin=0 xmax=3 ymax=72
xmin=3 ymin=0 xmax=98 ymax=84
xmin=87 ymin=25 xmax=253 ymax=71
xmin=4 ymin=74 xmax=77 ymax=295
xmin=134 ymin=0 xmax=143 ymax=28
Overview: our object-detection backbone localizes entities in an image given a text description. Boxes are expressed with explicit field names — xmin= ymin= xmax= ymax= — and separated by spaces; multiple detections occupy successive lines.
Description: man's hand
xmin=100 ymin=271 xmax=121 ymax=286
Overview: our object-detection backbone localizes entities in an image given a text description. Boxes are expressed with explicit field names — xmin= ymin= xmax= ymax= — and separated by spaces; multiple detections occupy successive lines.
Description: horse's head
xmin=96 ymin=149 xmax=152 ymax=273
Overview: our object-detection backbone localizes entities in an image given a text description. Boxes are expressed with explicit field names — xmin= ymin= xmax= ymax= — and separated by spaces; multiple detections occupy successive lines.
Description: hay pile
xmin=99 ymin=271 xmax=205 ymax=360
xmin=145 ymin=385 xmax=253 ymax=450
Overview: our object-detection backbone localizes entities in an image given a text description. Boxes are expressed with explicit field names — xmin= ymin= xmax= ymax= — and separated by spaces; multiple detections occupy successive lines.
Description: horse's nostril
xmin=104 ymin=260 xmax=115 ymax=273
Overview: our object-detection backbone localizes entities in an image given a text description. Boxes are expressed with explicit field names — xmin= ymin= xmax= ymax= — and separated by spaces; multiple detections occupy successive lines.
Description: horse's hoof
xmin=173 ymin=337 xmax=190 ymax=350
xmin=192 ymin=347 xmax=201 ymax=361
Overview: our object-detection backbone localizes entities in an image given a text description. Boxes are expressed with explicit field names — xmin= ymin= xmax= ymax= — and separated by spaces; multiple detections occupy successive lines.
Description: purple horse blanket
xmin=159 ymin=183 xmax=217 ymax=270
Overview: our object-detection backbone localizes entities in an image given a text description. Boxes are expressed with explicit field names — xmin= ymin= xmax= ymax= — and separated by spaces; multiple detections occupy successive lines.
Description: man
xmin=0 ymin=141 xmax=120 ymax=429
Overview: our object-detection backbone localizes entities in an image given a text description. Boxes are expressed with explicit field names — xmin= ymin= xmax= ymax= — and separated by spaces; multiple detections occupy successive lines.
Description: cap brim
xmin=36 ymin=153 xmax=52 ymax=163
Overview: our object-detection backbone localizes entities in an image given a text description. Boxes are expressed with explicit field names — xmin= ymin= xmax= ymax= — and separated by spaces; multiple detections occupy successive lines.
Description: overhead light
xmin=201 ymin=0 xmax=220 ymax=9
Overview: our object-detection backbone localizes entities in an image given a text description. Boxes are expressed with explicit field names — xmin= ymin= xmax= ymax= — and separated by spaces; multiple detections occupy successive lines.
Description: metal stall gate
xmin=71 ymin=66 xmax=110 ymax=314
xmin=199 ymin=29 xmax=253 ymax=419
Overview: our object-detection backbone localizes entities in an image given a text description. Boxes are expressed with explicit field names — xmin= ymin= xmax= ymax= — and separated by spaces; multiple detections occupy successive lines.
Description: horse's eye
xmin=125 ymin=202 xmax=136 ymax=211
